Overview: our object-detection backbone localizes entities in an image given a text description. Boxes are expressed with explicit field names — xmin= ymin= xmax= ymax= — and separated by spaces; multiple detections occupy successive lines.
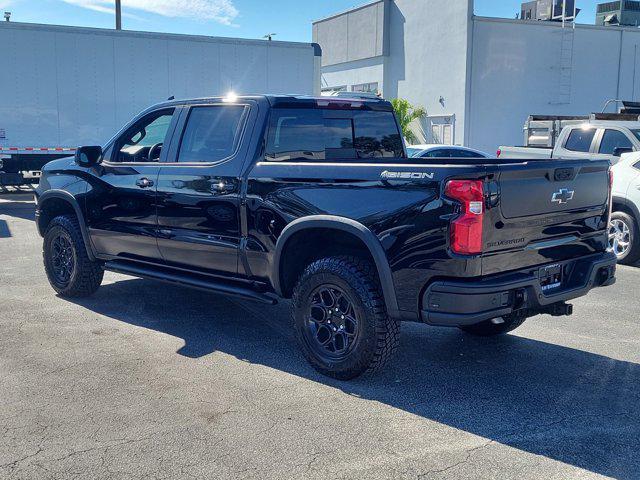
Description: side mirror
xmin=612 ymin=147 xmax=633 ymax=157
xmin=75 ymin=146 xmax=103 ymax=167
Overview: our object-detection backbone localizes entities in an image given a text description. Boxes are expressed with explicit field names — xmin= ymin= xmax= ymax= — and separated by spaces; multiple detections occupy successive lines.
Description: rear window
xmin=564 ymin=128 xmax=596 ymax=152
xmin=265 ymin=108 xmax=403 ymax=162
xmin=178 ymin=106 xmax=247 ymax=163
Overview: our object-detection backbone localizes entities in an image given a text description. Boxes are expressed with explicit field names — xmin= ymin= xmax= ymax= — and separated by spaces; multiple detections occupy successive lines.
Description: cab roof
xmin=151 ymin=94 xmax=394 ymax=112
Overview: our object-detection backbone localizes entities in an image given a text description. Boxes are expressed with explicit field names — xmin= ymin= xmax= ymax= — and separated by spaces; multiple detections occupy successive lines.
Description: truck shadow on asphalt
xmin=69 ymin=277 xmax=640 ymax=480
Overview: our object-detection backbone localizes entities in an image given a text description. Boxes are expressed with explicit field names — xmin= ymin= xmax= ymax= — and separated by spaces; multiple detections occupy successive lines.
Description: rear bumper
xmin=421 ymin=251 xmax=616 ymax=326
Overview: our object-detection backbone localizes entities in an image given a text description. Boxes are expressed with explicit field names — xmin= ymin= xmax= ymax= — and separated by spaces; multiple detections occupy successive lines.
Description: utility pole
xmin=115 ymin=0 xmax=122 ymax=30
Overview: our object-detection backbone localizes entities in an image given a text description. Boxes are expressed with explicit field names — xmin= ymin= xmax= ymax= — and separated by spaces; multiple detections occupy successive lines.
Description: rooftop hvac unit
xmin=621 ymin=101 xmax=640 ymax=114
xmin=552 ymin=0 xmax=577 ymax=21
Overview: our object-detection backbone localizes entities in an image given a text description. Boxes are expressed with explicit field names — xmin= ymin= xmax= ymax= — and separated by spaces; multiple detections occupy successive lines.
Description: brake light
xmin=496 ymin=149 xmax=501 ymax=158
xmin=445 ymin=179 xmax=485 ymax=255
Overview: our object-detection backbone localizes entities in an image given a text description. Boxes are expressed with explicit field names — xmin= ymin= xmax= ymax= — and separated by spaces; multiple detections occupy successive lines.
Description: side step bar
xmin=103 ymin=260 xmax=278 ymax=305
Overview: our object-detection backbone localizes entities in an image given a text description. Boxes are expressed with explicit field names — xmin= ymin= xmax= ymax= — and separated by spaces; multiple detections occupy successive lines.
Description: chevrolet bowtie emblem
xmin=552 ymin=188 xmax=574 ymax=204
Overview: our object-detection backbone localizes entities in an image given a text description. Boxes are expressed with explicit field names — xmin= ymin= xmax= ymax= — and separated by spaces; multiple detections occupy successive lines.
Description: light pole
xmin=115 ymin=0 xmax=121 ymax=30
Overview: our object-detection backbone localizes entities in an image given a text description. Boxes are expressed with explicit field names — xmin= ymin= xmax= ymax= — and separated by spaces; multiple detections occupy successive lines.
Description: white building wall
xmin=467 ymin=18 xmax=640 ymax=154
xmin=321 ymin=57 xmax=385 ymax=93
xmin=314 ymin=0 xmax=473 ymax=145
xmin=385 ymin=0 xmax=473 ymax=145
xmin=313 ymin=0 xmax=389 ymax=68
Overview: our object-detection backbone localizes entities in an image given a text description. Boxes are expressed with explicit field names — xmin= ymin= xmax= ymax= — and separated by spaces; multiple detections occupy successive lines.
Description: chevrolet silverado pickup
xmin=497 ymin=113 xmax=640 ymax=163
xmin=34 ymin=95 xmax=616 ymax=379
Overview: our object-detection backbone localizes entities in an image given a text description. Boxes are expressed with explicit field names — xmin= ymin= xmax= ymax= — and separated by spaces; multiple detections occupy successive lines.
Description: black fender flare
xmin=36 ymin=190 xmax=97 ymax=262
xmin=272 ymin=215 xmax=400 ymax=318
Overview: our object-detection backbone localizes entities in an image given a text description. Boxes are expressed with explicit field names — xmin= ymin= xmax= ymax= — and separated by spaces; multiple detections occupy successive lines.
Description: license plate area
xmin=539 ymin=264 xmax=563 ymax=292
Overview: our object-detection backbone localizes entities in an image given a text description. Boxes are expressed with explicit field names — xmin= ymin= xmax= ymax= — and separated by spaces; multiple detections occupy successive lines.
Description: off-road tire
xmin=610 ymin=211 xmax=640 ymax=266
xmin=458 ymin=314 xmax=527 ymax=337
xmin=43 ymin=215 xmax=104 ymax=297
xmin=291 ymin=256 xmax=399 ymax=380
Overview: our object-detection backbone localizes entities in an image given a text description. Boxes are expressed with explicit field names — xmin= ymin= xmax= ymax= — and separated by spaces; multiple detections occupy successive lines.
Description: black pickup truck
xmin=34 ymin=95 xmax=616 ymax=379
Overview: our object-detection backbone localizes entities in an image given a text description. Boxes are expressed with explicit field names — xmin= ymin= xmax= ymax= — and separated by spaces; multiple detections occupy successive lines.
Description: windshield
xmin=632 ymin=130 xmax=640 ymax=142
xmin=406 ymin=147 xmax=422 ymax=157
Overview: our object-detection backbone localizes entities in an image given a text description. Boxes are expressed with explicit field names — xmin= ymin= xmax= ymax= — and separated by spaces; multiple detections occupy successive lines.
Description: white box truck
xmin=0 ymin=21 xmax=321 ymax=186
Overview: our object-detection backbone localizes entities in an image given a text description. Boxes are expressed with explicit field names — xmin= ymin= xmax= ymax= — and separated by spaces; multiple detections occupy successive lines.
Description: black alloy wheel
xmin=50 ymin=232 xmax=75 ymax=285
xmin=305 ymin=285 xmax=361 ymax=361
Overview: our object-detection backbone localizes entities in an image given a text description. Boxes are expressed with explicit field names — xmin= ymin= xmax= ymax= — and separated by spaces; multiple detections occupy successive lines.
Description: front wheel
xmin=43 ymin=215 xmax=104 ymax=297
xmin=609 ymin=211 xmax=640 ymax=265
xmin=458 ymin=314 xmax=527 ymax=337
xmin=291 ymin=256 xmax=399 ymax=380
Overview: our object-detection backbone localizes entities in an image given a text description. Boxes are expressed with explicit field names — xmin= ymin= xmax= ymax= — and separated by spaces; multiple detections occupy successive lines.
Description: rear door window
xmin=177 ymin=105 xmax=247 ymax=163
xmin=564 ymin=128 xmax=596 ymax=152
xmin=598 ymin=129 xmax=634 ymax=155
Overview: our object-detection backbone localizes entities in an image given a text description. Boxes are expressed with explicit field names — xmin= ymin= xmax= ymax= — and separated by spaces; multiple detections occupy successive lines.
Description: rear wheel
xmin=458 ymin=314 xmax=527 ymax=337
xmin=291 ymin=256 xmax=399 ymax=380
xmin=609 ymin=211 xmax=640 ymax=265
xmin=43 ymin=215 xmax=104 ymax=297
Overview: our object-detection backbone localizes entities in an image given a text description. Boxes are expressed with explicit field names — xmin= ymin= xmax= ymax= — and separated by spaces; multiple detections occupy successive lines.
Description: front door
xmin=84 ymin=107 xmax=178 ymax=262
xmin=155 ymin=103 xmax=252 ymax=275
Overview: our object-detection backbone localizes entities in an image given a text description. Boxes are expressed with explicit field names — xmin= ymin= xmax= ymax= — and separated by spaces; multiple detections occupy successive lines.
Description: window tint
xmin=564 ymin=128 xmax=596 ymax=152
xmin=177 ymin=106 xmax=246 ymax=163
xmin=266 ymin=109 xmax=352 ymax=162
xmin=599 ymin=129 xmax=633 ymax=155
xmin=422 ymin=149 xmax=449 ymax=158
xmin=448 ymin=149 xmax=485 ymax=158
xmin=114 ymin=109 xmax=175 ymax=162
xmin=406 ymin=147 xmax=421 ymax=157
xmin=632 ymin=129 xmax=640 ymax=142
xmin=353 ymin=111 xmax=403 ymax=159
xmin=265 ymin=108 xmax=403 ymax=162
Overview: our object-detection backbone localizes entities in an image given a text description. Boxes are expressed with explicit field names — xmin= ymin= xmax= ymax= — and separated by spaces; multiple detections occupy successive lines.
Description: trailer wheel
xmin=43 ymin=215 xmax=103 ymax=297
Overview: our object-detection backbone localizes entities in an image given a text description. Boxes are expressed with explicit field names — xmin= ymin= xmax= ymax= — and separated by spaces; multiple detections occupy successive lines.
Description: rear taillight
xmin=445 ymin=179 xmax=484 ymax=255
xmin=496 ymin=149 xmax=501 ymax=158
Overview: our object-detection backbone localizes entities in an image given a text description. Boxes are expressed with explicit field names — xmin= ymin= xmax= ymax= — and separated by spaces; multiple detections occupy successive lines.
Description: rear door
xmin=482 ymin=159 xmax=610 ymax=276
xmin=155 ymin=102 xmax=254 ymax=275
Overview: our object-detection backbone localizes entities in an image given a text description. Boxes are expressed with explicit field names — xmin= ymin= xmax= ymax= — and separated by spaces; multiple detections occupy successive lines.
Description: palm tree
xmin=391 ymin=98 xmax=426 ymax=145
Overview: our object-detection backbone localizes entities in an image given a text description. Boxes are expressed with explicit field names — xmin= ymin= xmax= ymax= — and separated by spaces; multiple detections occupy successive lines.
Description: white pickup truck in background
xmin=498 ymin=113 xmax=640 ymax=163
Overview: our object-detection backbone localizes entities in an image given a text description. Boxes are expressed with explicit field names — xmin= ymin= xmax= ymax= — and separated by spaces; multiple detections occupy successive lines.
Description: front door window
xmin=113 ymin=109 xmax=175 ymax=163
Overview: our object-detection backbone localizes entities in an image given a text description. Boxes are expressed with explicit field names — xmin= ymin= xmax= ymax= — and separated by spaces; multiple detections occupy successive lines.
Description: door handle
xmin=136 ymin=177 xmax=154 ymax=188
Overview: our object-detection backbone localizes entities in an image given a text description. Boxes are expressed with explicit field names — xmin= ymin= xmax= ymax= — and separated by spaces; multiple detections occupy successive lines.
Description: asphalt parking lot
xmin=1 ymin=191 xmax=639 ymax=480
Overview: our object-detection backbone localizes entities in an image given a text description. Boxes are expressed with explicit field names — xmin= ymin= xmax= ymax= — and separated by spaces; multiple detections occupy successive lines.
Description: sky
xmin=0 ymin=0 xmax=602 ymax=42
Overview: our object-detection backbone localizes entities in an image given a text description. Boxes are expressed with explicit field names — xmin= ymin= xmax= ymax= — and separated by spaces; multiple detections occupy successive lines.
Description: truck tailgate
xmin=482 ymin=159 xmax=610 ymax=276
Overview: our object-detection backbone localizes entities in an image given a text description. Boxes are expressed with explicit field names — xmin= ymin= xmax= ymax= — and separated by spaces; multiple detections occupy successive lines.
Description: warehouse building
xmin=596 ymin=1 xmax=640 ymax=27
xmin=313 ymin=0 xmax=640 ymax=153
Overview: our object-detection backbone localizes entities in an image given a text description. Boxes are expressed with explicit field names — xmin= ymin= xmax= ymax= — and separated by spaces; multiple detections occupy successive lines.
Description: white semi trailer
xmin=0 ymin=21 xmax=321 ymax=186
